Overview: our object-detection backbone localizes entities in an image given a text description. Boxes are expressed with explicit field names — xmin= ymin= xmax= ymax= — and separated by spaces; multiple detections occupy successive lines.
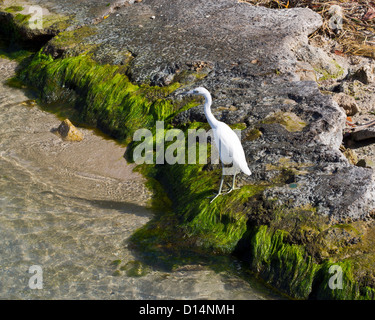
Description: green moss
xmin=244 ymin=225 xmax=320 ymax=299
xmin=110 ymin=259 xmax=122 ymax=266
xmin=310 ymin=260 xmax=375 ymax=300
xmin=0 ymin=48 xmax=34 ymax=62
xmin=0 ymin=4 xmax=72 ymax=44
xmin=5 ymin=6 xmax=24 ymax=13
xmin=49 ymin=26 xmax=98 ymax=55
xmin=18 ymin=51 xmax=184 ymax=142
xmin=41 ymin=14 xmax=72 ymax=32
xmin=121 ymin=260 xmax=150 ymax=277
xmin=262 ymin=111 xmax=307 ymax=132
xmin=333 ymin=224 xmax=360 ymax=235
xmin=229 ymin=123 xmax=247 ymax=130
xmin=14 ymin=13 xmax=31 ymax=25
xmin=173 ymin=69 xmax=210 ymax=84
xmin=112 ymin=270 xmax=122 ymax=277
xmin=314 ymin=60 xmax=345 ymax=81
xmin=246 ymin=128 xmax=263 ymax=141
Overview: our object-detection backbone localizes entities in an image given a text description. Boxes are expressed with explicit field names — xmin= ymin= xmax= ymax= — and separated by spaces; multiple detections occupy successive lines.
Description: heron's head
xmin=183 ymin=87 xmax=210 ymax=97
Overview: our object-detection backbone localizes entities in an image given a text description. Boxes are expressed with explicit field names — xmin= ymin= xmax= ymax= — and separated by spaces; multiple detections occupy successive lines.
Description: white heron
xmin=183 ymin=87 xmax=251 ymax=202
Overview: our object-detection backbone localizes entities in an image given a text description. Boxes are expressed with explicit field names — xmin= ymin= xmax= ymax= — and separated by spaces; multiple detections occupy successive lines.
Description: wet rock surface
xmin=55 ymin=118 xmax=84 ymax=141
xmin=2 ymin=0 xmax=375 ymax=221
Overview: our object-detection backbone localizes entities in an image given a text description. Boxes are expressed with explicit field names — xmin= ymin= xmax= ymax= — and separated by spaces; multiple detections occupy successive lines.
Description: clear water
xmin=0 ymin=56 xmax=281 ymax=300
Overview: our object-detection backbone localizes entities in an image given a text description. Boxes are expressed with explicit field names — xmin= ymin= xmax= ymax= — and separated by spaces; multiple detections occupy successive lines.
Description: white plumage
xmin=184 ymin=87 xmax=251 ymax=202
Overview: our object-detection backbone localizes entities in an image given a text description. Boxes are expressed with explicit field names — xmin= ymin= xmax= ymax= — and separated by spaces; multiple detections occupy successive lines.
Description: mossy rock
xmin=110 ymin=259 xmax=122 ymax=266
xmin=262 ymin=111 xmax=307 ymax=132
xmin=245 ymin=128 xmax=263 ymax=141
xmin=121 ymin=260 xmax=150 ymax=277
xmin=5 ymin=6 xmax=24 ymax=13
xmin=18 ymin=51 xmax=184 ymax=142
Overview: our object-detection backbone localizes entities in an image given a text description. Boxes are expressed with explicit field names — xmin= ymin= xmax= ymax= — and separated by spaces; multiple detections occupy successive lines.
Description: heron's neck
xmin=203 ymin=94 xmax=219 ymax=128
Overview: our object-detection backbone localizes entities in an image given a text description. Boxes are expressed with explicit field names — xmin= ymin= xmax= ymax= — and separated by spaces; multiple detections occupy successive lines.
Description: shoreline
xmin=0 ymin=55 xmax=282 ymax=300
xmin=0 ymin=56 xmax=152 ymax=206
xmin=2 ymin=0 xmax=375 ymax=299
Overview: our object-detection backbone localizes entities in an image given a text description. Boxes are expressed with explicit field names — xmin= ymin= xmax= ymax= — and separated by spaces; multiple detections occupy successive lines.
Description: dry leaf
xmin=363 ymin=8 xmax=375 ymax=21
xmin=334 ymin=50 xmax=345 ymax=56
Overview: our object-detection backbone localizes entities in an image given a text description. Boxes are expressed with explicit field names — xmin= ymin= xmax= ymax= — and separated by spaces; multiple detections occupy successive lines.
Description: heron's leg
xmin=225 ymin=173 xmax=240 ymax=194
xmin=209 ymin=163 xmax=225 ymax=203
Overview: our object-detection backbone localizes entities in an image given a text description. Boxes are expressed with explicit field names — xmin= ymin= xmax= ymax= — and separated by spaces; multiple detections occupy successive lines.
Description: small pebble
xmin=151 ymin=16 xmax=155 ymax=19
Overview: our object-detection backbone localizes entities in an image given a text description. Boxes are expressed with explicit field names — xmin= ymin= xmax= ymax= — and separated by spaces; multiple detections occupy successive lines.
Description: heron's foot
xmin=225 ymin=186 xmax=241 ymax=194
xmin=208 ymin=192 xmax=223 ymax=203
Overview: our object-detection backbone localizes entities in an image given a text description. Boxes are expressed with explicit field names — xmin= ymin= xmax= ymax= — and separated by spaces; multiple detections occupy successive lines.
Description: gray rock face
xmin=2 ymin=0 xmax=375 ymax=221
xmin=333 ymin=92 xmax=360 ymax=116
xmin=351 ymin=127 xmax=375 ymax=142
xmin=88 ymin=0 xmax=323 ymax=85
xmin=350 ymin=65 xmax=375 ymax=85
xmin=25 ymin=0 xmax=133 ymax=27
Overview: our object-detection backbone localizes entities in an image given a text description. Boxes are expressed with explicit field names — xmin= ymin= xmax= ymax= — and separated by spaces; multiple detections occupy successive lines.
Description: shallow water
xmin=0 ymin=57 xmax=281 ymax=300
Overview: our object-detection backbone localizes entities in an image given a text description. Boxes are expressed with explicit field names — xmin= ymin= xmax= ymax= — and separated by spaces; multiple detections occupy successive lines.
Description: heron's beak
xmin=180 ymin=90 xmax=194 ymax=96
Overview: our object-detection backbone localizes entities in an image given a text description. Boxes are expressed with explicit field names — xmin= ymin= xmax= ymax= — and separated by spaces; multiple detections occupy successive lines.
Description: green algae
xmin=137 ymin=133 xmax=268 ymax=254
xmin=11 ymin=13 xmax=30 ymax=25
xmin=52 ymin=27 xmax=97 ymax=46
xmin=0 ymin=47 xmax=33 ymax=61
xmin=262 ymin=111 xmax=307 ymax=132
xmin=4 ymin=6 xmax=24 ymax=13
xmin=244 ymin=224 xmax=319 ymax=299
xmin=245 ymin=128 xmax=263 ymax=141
xmin=110 ymin=259 xmax=122 ymax=266
xmin=314 ymin=60 xmax=345 ymax=82
xmin=121 ymin=260 xmax=150 ymax=277
xmin=311 ymin=260 xmax=375 ymax=300
xmin=235 ymin=210 xmax=375 ymax=300
xmin=18 ymin=51 xmax=183 ymax=142
xmin=49 ymin=26 xmax=98 ymax=56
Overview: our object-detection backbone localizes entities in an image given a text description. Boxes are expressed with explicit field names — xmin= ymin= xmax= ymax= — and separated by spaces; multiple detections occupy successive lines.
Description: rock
xmin=351 ymin=127 xmax=375 ymax=142
xmin=172 ymin=105 xmax=207 ymax=126
xmin=341 ymin=147 xmax=358 ymax=165
xmin=333 ymin=92 xmax=360 ymax=116
xmin=357 ymin=159 xmax=368 ymax=168
xmin=295 ymin=61 xmax=317 ymax=82
xmin=350 ymin=65 xmax=375 ymax=85
xmin=356 ymin=158 xmax=375 ymax=168
xmin=294 ymin=44 xmax=347 ymax=82
xmin=56 ymin=119 xmax=84 ymax=141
